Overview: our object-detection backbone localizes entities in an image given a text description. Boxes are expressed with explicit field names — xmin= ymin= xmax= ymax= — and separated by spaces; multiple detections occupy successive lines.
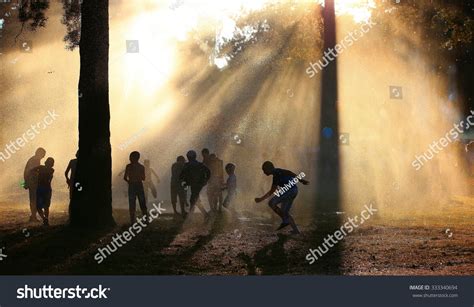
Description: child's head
xmin=45 ymin=157 xmax=55 ymax=168
xmin=144 ymin=159 xmax=150 ymax=167
xmin=262 ymin=161 xmax=274 ymax=176
xmin=201 ymin=148 xmax=209 ymax=157
xmin=209 ymin=153 xmax=216 ymax=161
xmin=225 ymin=163 xmax=235 ymax=175
xmin=35 ymin=147 xmax=46 ymax=159
xmin=129 ymin=151 xmax=140 ymax=163
xmin=186 ymin=150 xmax=197 ymax=161
xmin=177 ymin=155 xmax=185 ymax=163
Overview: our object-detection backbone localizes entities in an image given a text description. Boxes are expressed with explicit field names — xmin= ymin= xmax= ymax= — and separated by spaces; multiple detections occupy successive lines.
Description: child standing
xmin=31 ymin=157 xmax=55 ymax=226
xmin=124 ymin=151 xmax=148 ymax=223
xmin=222 ymin=163 xmax=237 ymax=211
xmin=180 ymin=150 xmax=210 ymax=220
xmin=170 ymin=156 xmax=188 ymax=217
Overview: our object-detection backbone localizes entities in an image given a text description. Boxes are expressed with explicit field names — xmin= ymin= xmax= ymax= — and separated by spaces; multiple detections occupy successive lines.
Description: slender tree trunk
xmin=69 ymin=0 xmax=115 ymax=227
xmin=316 ymin=0 xmax=340 ymax=211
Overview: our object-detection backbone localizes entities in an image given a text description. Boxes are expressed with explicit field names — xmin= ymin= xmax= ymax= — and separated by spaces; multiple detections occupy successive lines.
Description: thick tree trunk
xmin=69 ymin=0 xmax=115 ymax=227
xmin=316 ymin=0 xmax=340 ymax=211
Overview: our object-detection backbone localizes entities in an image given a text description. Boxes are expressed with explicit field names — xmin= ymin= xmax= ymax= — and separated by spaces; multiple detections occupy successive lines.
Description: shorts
xmin=36 ymin=187 xmax=52 ymax=209
xmin=268 ymin=187 xmax=298 ymax=223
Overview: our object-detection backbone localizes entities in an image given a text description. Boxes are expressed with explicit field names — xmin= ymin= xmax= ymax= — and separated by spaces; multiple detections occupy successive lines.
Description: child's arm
xmin=29 ymin=166 xmax=40 ymax=177
xmin=23 ymin=160 xmax=31 ymax=182
xmin=255 ymin=184 xmax=277 ymax=203
xmin=151 ymin=168 xmax=160 ymax=183
xmin=65 ymin=161 xmax=72 ymax=185
xmin=49 ymin=169 xmax=55 ymax=184
xmin=141 ymin=166 xmax=146 ymax=182
xmin=123 ymin=166 xmax=129 ymax=183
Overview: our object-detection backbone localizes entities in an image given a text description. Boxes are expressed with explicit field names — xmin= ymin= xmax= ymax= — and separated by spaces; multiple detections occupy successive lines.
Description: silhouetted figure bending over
xmin=31 ymin=157 xmax=55 ymax=226
xmin=65 ymin=151 xmax=78 ymax=200
xmin=23 ymin=147 xmax=46 ymax=222
xmin=171 ymin=155 xmax=188 ymax=217
xmin=180 ymin=150 xmax=210 ymax=220
xmin=255 ymin=161 xmax=309 ymax=234
xmin=124 ymin=151 xmax=148 ymax=223
xmin=144 ymin=159 xmax=160 ymax=203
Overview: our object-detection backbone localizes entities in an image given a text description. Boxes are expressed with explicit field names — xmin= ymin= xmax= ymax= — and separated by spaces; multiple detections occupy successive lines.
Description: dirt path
xmin=0 ymin=201 xmax=472 ymax=275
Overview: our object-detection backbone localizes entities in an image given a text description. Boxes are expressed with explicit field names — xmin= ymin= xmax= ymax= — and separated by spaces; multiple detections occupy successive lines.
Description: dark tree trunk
xmin=316 ymin=0 xmax=340 ymax=211
xmin=69 ymin=0 xmax=115 ymax=227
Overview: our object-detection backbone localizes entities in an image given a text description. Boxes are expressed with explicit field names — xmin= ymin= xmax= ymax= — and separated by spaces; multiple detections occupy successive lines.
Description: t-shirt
xmin=272 ymin=168 xmax=297 ymax=188
xmin=125 ymin=163 xmax=145 ymax=184
xmin=171 ymin=162 xmax=185 ymax=186
xmin=209 ymin=158 xmax=224 ymax=185
xmin=36 ymin=166 xmax=54 ymax=189
xmin=24 ymin=156 xmax=41 ymax=185
xmin=180 ymin=160 xmax=210 ymax=187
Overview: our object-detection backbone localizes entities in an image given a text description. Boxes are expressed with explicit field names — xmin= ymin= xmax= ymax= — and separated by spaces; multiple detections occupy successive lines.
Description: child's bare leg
xmin=268 ymin=196 xmax=285 ymax=220
xmin=37 ymin=209 xmax=45 ymax=220
xmin=270 ymin=204 xmax=284 ymax=219
xmin=288 ymin=214 xmax=300 ymax=233
xmin=196 ymin=200 xmax=208 ymax=216
xmin=44 ymin=208 xmax=50 ymax=220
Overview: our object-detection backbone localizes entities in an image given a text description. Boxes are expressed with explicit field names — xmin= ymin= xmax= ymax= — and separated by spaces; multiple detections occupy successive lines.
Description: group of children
xmin=127 ymin=148 xmax=237 ymax=222
xmin=23 ymin=146 xmax=308 ymax=234
xmin=124 ymin=147 xmax=307 ymax=234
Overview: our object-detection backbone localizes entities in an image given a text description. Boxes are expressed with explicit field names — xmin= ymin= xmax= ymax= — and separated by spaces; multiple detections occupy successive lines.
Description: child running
xmin=31 ymin=157 xmax=55 ymax=226
xmin=124 ymin=151 xmax=148 ymax=223
xmin=180 ymin=150 xmax=210 ymax=220
xmin=254 ymin=161 xmax=309 ymax=234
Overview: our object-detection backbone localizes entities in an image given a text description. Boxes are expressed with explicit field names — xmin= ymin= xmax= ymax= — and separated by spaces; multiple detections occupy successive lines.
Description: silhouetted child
xmin=180 ymin=150 xmax=210 ymax=220
xmin=31 ymin=157 xmax=55 ymax=226
xmin=65 ymin=151 xmax=78 ymax=200
xmin=254 ymin=161 xmax=309 ymax=234
xmin=171 ymin=156 xmax=188 ymax=217
xmin=201 ymin=148 xmax=211 ymax=167
xmin=207 ymin=153 xmax=225 ymax=212
xmin=124 ymin=151 xmax=147 ymax=223
xmin=144 ymin=159 xmax=160 ymax=203
xmin=222 ymin=163 xmax=237 ymax=212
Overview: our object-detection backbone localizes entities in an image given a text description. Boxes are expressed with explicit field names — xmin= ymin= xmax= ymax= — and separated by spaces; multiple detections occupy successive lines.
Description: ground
xmin=0 ymin=197 xmax=472 ymax=275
